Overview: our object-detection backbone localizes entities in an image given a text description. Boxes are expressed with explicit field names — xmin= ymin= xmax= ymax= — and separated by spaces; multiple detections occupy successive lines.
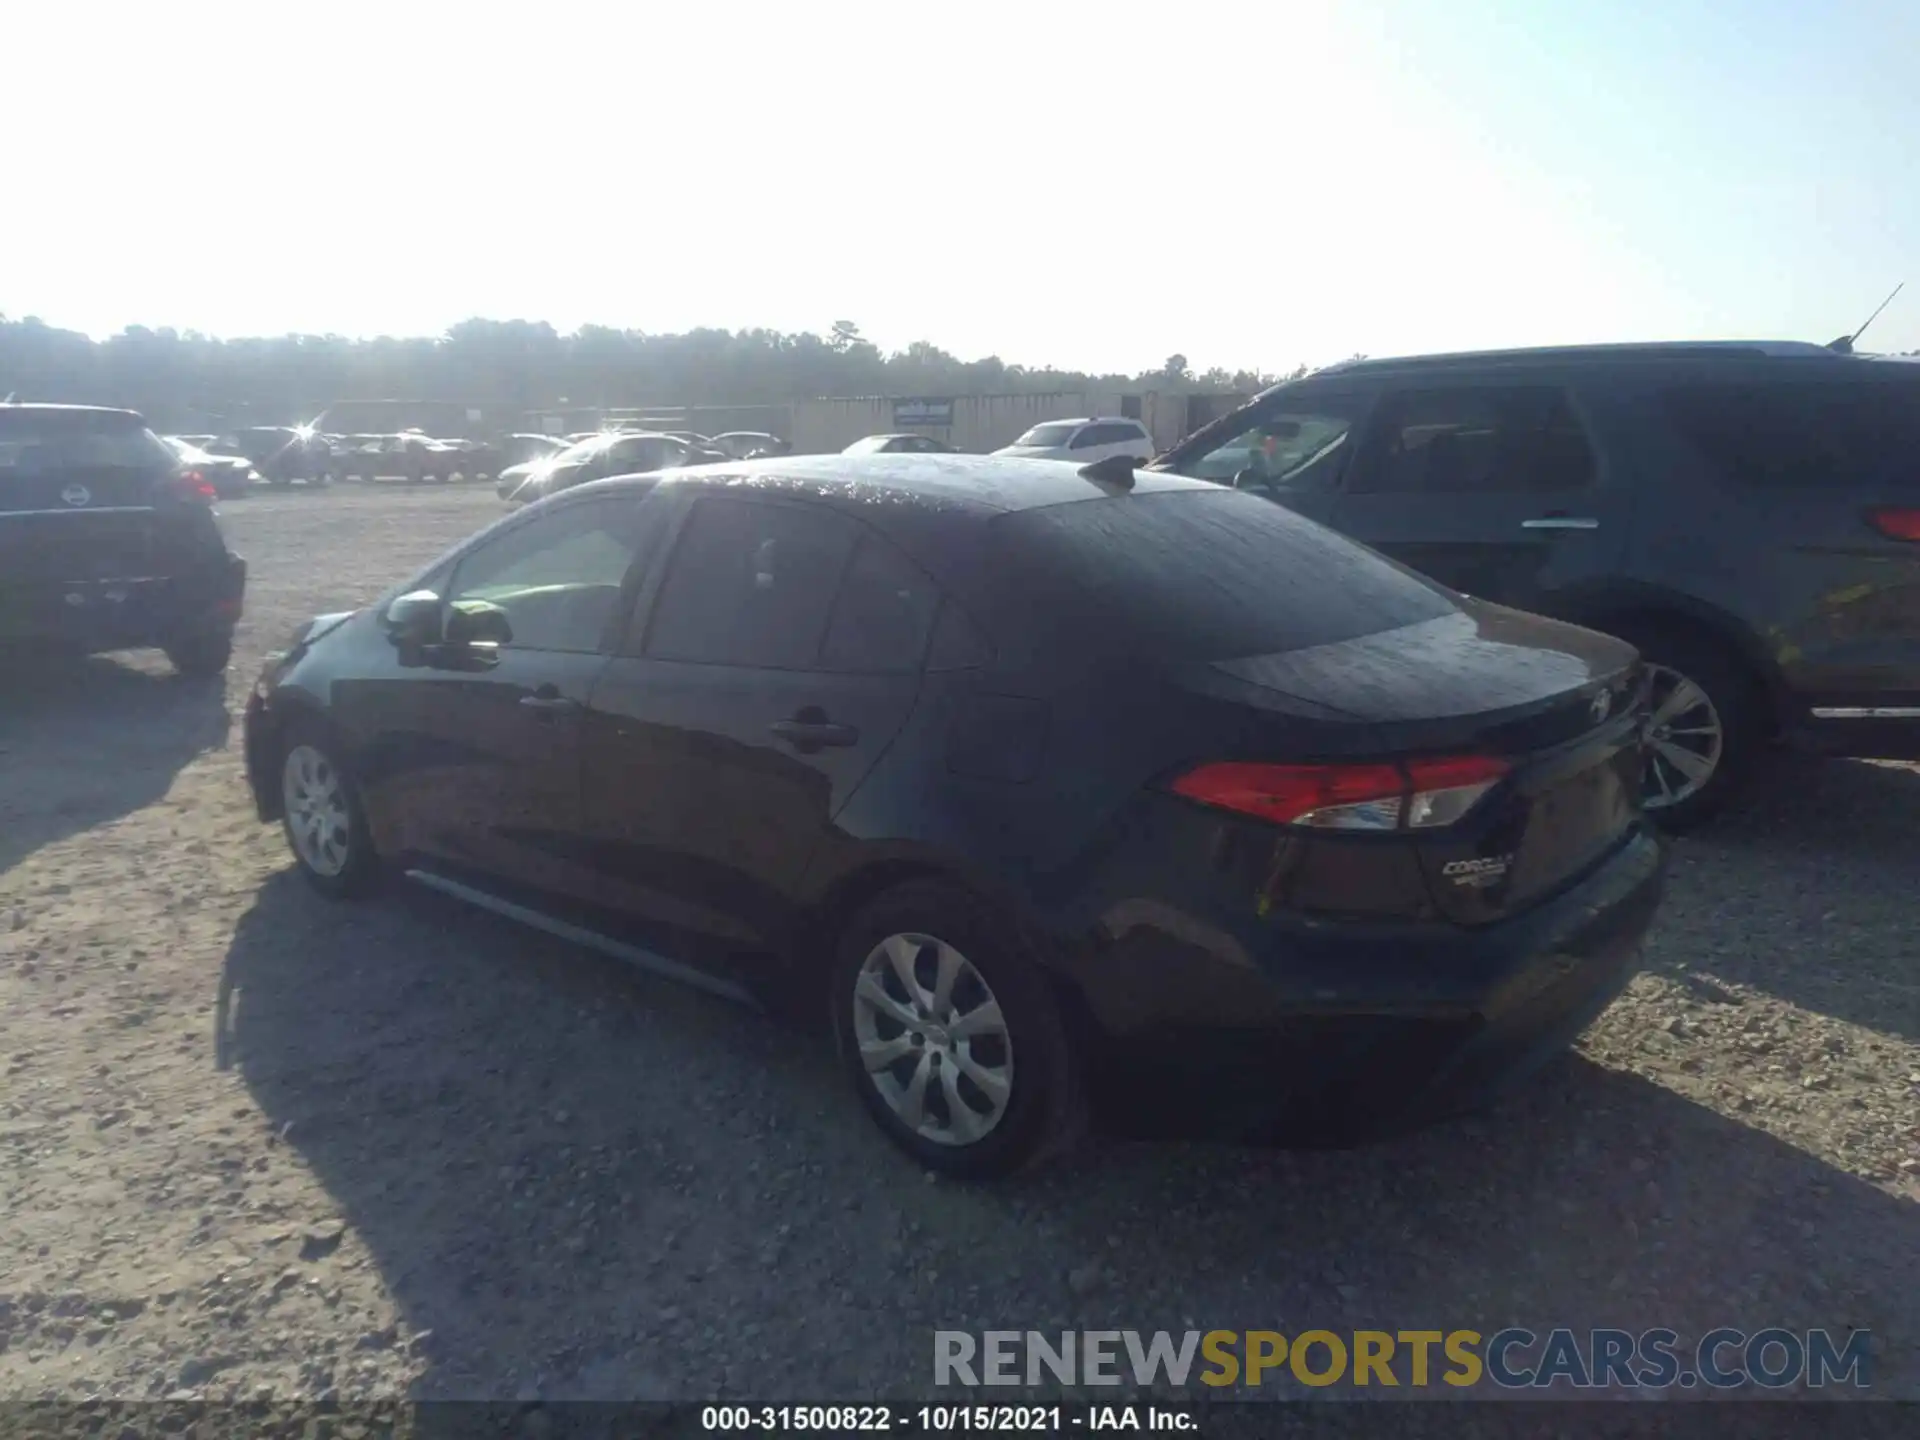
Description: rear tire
xmin=278 ymin=722 xmax=382 ymax=899
xmin=1611 ymin=622 xmax=1763 ymax=832
xmin=830 ymin=880 xmax=1083 ymax=1179
xmin=164 ymin=632 xmax=233 ymax=678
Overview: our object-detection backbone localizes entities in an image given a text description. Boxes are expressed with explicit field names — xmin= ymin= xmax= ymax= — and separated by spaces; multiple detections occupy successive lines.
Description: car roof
xmin=586 ymin=452 xmax=1212 ymax=517
xmin=1311 ymin=339 xmax=1850 ymax=380
xmin=0 ymin=402 xmax=145 ymax=421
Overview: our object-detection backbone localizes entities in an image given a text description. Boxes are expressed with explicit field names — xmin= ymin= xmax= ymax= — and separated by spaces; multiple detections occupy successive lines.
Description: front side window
xmin=643 ymin=497 xmax=860 ymax=669
xmin=1346 ymin=386 xmax=1595 ymax=496
xmin=1171 ymin=394 xmax=1370 ymax=491
xmin=444 ymin=495 xmax=647 ymax=652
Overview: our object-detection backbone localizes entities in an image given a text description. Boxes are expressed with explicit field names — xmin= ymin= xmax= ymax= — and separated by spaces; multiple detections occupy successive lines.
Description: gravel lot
xmin=2 ymin=483 xmax=1917 ymax=1406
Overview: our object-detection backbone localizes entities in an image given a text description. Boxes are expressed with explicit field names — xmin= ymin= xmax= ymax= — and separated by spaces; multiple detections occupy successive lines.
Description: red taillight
xmin=1170 ymin=755 xmax=1510 ymax=831
xmin=1866 ymin=506 xmax=1920 ymax=542
xmin=167 ymin=470 xmax=218 ymax=502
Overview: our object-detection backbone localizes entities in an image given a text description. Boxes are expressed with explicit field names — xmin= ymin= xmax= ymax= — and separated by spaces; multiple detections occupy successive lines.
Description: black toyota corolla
xmin=243 ymin=455 xmax=1665 ymax=1177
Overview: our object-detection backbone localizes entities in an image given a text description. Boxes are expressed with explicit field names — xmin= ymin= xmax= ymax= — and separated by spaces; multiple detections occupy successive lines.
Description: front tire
xmin=830 ymin=881 xmax=1082 ymax=1179
xmin=279 ymin=724 xmax=381 ymax=899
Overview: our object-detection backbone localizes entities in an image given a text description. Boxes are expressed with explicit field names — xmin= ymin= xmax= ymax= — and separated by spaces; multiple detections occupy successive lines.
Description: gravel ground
xmin=2 ymin=483 xmax=1917 ymax=1408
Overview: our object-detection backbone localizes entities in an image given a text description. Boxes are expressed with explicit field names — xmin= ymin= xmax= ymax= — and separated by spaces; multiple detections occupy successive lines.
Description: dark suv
xmin=1151 ymin=341 xmax=1920 ymax=827
xmin=0 ymin=404 xmax=247 ymax=676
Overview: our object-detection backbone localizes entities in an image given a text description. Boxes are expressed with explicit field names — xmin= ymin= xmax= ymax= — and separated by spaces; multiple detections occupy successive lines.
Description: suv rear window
xmin=987 ymin=489 xmax=1456 ymax=660
xmin=0 ymin=410 xmax=173 ymax=472
xmin=1661 ymin=377 xmax=1920 ymax=489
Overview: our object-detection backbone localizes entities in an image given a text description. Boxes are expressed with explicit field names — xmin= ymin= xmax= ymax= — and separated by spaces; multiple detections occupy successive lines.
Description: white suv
xmin=993 ymin=417 xmax=1154 ymax=464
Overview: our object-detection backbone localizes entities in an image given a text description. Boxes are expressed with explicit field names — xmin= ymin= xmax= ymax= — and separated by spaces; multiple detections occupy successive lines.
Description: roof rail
xmin=1316 ymin=341 xmax=1841 ymax=375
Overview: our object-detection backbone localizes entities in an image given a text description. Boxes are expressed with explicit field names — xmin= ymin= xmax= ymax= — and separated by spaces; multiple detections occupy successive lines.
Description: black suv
xmin=1151 ymin=342 xmax=1920 ymax=827
xmin=0 ymin=404 xmax=247 ymax=676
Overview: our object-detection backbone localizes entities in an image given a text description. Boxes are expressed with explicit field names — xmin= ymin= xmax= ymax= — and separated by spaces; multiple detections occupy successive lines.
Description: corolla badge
xmin=1441 ymin=854 xmax=1513 ymax=889
xmin=61 ymin=483 xmax=91 ymax=507
xmin=1589 ymin=688 xmax=1612 ymax=724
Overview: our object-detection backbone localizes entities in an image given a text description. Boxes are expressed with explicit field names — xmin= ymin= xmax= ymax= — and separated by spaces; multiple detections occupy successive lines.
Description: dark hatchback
xmin=1 ymin=404 xmax=246 ymax=675
xmin=243 ymin=456 xmax=1664 ymax=1176
xmin=1151 ymin=341 xmax=1920 ymax=827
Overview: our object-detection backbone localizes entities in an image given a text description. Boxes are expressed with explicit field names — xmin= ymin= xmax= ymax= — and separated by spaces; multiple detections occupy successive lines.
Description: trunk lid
xmin=1193 ymin=602 xmax=1647 ymax=924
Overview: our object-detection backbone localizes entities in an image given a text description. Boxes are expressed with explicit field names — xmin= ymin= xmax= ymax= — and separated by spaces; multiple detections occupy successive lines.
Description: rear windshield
xmin=986 ymin=489 xmax=1457 ymax=660
xmin=1660 ymin=376 xmax=1920 ymax=489
xmin=0 ymin=411 xmax=173 ymax=472
xmin=1013 ymin=423 xmax=1081 ymax=447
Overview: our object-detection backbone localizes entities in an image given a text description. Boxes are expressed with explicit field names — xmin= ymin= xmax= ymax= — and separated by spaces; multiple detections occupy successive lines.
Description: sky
xmin=4 ymin=0 xmax=1916 ymax=372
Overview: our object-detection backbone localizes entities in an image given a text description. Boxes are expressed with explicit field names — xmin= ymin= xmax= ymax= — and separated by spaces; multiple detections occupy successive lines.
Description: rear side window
xmin=1073 ymin=422 xmax=1147 ymax=448
xmin=987 ymin=490 xmax=1456 ymax=661
xmin=819 ymin=534 xmax=942 ymax=673
xmin=1348 ymin=387 xmax=1595 ymax=495
xmin=644 ymin=496 xmax=859 ymax=669
xmin=0 ymin=411 xmax=173 ymax=472
xmin=1660 ymin=378 xmax=1920 ymax=489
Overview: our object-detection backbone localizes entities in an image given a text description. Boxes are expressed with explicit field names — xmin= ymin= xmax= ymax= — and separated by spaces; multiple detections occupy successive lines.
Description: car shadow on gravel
xmin=217 ymin=869 xmax=1919 ymax=1402
xmin=1646 ymin=754 xmax=1920 ymax=1041
xmin=0 ymin=652 xmax=229 ymax=875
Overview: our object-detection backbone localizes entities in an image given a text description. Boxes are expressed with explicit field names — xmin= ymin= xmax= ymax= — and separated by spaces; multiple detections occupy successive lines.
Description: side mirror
xmin=444 ymin=599 xmax=513 ymax=649
xmin=384 ymin=590 xmax=444 ymax=647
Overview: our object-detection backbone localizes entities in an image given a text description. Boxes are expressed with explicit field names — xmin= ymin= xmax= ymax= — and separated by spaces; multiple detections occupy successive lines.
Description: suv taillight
xmin=1170 ymin=756 xmax=1510 ymax=831
xmin=1866 ymin=506 xmax=1920 ymax=542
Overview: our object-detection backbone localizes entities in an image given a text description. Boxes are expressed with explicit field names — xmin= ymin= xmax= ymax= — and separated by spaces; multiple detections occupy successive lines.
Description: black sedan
xmin=241 ymin=455 xmax=1665 ymax=1176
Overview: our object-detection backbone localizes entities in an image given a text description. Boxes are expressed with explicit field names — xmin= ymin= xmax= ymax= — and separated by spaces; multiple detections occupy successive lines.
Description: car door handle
xmin=770 ymin=716 xmax=860 ymax=750
xmin=1521 ymin=516 xmax=1600 ymax=530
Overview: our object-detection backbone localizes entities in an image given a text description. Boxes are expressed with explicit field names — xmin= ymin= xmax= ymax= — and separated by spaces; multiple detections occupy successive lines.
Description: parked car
xmin=994 ymin=417 xmax=1155 ymax=465
xmin=710 ymin=431 xmax=792 ymax=460
xmin=242 ymin=453 xmax=1663 ymax=1176
xmin=217 ymin=426 xmax=332 ymax=487
xmin=1150 ymin=340 xmax=1920 ymax=828
xmin=843 ymin=434 xmax=954 ymax=455
xmin=164 ymin=436 xmax=258 ymax=498
xmin=1 ymin=404 xmax=246 ymax=675
xmin=506 ymin=431 xmax=705 ymax=505
xmin=332 ymin=432 xmax=466 ymax=484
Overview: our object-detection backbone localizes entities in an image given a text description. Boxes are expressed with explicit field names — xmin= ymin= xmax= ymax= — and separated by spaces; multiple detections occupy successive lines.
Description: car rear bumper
xmin=1059 ymin=827 xmax=1666 ymax=1143
xmin=0 ymin=552 xmax=246 ymax=651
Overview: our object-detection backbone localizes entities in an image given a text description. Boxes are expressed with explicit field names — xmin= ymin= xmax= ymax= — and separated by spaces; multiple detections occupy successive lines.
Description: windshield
xmin=1011 ymin=423 xmax=1082 ymax=448
xmin=986 ymin=489 xmax=1456 ymax=661
xmin=843 ymin=436 xmax=891 ymax=454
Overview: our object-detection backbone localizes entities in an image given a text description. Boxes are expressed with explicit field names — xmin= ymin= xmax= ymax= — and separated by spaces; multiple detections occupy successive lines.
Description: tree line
xmin=0 ymin=314 xmax=1311 ymax=430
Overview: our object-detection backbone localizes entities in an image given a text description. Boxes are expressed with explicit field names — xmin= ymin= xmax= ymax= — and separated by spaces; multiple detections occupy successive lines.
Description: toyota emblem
xmin=1589 ymin=688 xmax=1612 ymax=723
xmin=61 ymin=483 xmax=91 ymax=508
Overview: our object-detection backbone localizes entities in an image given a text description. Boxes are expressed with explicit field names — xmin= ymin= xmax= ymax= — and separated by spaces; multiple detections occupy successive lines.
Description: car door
xmin=1156 ymin=389 xmax=1374 ymax=527
xmin=1325 ymin=383 xmax=1630 ymax=615
xmin=358 ymin=492 xmax=664 ymax=902
xmin=577 ymin=493 xmax=937 ymax=953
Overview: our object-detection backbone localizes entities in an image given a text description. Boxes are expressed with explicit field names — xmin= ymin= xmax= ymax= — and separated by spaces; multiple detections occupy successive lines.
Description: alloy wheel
xmin=851 ymin=932 xmax=1014 ymax=1147
xmin=1641 ymin=663 xmax=1724 ymax=810
xmin=282 ymin=744 xmax=353 ymax=877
